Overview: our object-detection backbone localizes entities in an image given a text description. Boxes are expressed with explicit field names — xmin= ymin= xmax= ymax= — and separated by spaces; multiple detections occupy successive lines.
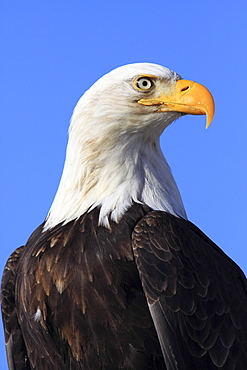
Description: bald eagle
xmin=2 ymin=63 xmax=247 ymax=369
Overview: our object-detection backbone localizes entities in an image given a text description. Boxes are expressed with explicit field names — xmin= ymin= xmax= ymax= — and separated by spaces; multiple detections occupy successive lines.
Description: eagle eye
xmin=134 ymin=76 xmax=154 ymax=91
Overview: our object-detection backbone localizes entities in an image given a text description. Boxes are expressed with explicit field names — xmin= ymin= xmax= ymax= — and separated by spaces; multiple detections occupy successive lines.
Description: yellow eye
xmin=134 ymin=76 xmax=154 ymax=91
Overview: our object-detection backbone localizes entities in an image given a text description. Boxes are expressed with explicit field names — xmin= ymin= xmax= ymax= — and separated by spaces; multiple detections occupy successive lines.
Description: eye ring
xmin=134 ymin=76 xmax=154 ymax=91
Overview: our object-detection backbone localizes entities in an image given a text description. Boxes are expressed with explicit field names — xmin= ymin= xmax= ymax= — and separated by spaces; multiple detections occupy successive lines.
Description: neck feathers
xmin=44 ymin=129 xmax=186 ymax=230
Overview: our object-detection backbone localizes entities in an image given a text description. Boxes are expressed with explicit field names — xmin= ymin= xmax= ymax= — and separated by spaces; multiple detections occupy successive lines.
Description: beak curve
xmin=138 ymin=79 xmax=215 ymax=128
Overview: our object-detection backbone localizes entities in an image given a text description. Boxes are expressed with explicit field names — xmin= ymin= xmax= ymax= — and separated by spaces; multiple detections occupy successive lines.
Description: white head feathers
xmin=44 ymin=63 xmax=187 ymax=230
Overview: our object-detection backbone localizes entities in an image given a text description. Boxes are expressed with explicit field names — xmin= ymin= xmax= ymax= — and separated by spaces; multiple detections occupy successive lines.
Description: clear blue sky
xmin=1 ymin=1 xmax=246 ymax=368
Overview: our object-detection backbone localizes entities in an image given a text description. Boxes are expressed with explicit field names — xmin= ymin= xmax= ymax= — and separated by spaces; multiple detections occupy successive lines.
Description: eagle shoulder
xmin=132 ymin=210 xmax=247 ymax=369
xmin=3 ymin=204 xmax=167 ymax=369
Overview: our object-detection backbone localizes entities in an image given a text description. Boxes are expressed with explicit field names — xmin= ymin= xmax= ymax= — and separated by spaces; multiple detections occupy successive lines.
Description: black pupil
xmin=142 ymin=80 xmax=148 ymax=87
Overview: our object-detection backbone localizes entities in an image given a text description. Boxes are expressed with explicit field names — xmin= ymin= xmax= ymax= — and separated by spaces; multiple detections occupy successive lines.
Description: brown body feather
xmin=133 ymin=211 xmax=247 ymax=369
xmin=2 ymin=203 xmax=247 ymax=369
xmin=2 ymin=204 xmax=165 ymax=369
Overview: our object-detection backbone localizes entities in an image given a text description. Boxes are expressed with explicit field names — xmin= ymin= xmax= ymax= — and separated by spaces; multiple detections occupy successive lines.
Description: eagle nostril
xmin=180 ymin=86 xmax=190 ymax=92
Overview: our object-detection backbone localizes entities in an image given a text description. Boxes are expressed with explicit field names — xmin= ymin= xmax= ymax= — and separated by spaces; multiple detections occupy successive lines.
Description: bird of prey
xmin=2 ymin=63 xmax=247 ymax=369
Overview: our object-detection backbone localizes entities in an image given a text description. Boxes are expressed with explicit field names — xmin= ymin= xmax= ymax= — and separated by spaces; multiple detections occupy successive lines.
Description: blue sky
xmin=1 ymin=1 xmax=246 ymax=367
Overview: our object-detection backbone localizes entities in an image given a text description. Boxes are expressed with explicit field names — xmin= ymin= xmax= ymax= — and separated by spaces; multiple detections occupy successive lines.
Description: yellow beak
xmin=138 ymin=79 xmax=215 ymax=128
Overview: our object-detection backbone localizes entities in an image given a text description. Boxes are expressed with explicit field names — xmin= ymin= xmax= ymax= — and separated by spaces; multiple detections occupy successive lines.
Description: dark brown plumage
xmin=2 ymin=204 xmax=166 ymax=369
xmin=2 ymin=203 xmax=247 ymax=369
xmin=133 ymin=211 xmax=247 ymax=369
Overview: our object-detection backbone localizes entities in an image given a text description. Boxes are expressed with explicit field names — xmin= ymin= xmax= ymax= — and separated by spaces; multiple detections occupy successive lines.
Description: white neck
xmin=44 ymin=132 xmax=186 ymax=230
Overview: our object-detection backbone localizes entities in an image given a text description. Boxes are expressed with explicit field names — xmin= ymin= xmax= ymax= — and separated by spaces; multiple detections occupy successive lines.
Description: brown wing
xmin=1 ymin=246 xmax=30 ymax=370
xmin=2 ymin=204 xmax=166 ymax=369
xmin=132 ymin=211 xmax=247 ymax=370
